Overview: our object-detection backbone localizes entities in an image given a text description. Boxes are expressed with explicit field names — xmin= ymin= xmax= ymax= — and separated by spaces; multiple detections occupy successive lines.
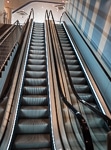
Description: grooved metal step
xmin=24 ymin=78 xmax=47 ymax=86
xmin=23 ymin=86 xmax=47 ymax=95
xmin=19 ymin=106 xmax=48 ymax=118
xmin=26 ymin=65 xmax=46 ymax=71
xmin=27 ymin=59 xmax=46 ymax=65
xmin=21 ymin=95 xmax=48 ymax=106
xmin=28 ymin=54 xmax=45 ymax=59
xmin=25 ymin=71 xmax=46 ymax=78
xmin=17 ymin=119 xmax=50 ymax=133
xmin=13 ymin=134 xmax=50 ymax=149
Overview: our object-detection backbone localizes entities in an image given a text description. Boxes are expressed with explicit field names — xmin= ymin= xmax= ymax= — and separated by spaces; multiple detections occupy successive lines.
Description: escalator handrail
xmin=26 ymin=8 xmax=34 ymax=24
xmin=0 ymin=8 xmax=34 ymax=45
xmin=0 ymin=8 xmax=34 ymax=74
xmin=46 ymin=10 xmax=94 ymax=150
xmin=61 ymin=21 xmax=111 ymax=130
xmin=0 ymin=9 xmax=34 ymax=144
xmin=45 ymin=12 xmax=65 ymax=149
xmin=45 ymin=10 xmax=49 ymax=20
xmin=0 ymin=21 xmax=21 ymax=75
xmin=0 ymin=43 xmax=19 ymax=76
xmin=0 ymin=20 xmax=21 ymax=45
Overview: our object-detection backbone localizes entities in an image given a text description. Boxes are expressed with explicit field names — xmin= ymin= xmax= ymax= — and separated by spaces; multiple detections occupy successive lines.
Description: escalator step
xmin=23 ymin=86 xmax=47 ymax=95
xmin=69 ymin=71 xmax=84 ymax=77
xmin=33 ymin=31 xmax=44 ymax=34
xmin=71 ymin=77 xmax=86 ymax=84
xmin=66 ymin=59 xmax=78 ymax=65
xmin=33 ymin=30 xmax=44 ymax=33
xmin=61 ymin=43 xmax=71 ymax=47
xmin=64 ymin=50 xmax=74 ymax=54
xmin=68 ymin=65 xmax=81 ymax=71
xmin=28 ymin=54 xmax=45 ymax=59
xmin=59 ymin=37 xmax=68 ymax=41
xmin=33 ymin=28 xmax=43 ymax=30
xmin=31 ymin=42 xmax=45 ymax=46
xmin=13 ymin=134 xmax=50 ymax=149
xmin=26 ymin=65 xmax=46 ymax=71
xmin=58 ymin=33 xmax=67 ymax=37
xmin=21 ymin=95 xmax=48 ymax=106
xmin=29 ymin=50 xmax=45 ymax=55
xmin=32 ymin=34 xmax=44 ymax=38
xmin=60 ymin=40 xmax=70 ymax=44
xmin=17 ymin=119 xmax=50 ymax=133
xmin=13 ymin=148 xmax=51 ymax=150
xmin=88 ymin=117 xmax=106 ymax=129
xmin=24 ymin=78 xmax=47 ymax=86
xmin=31 ymin=39 xmax=44 ymax=43
xmin=74 ymin=85 xmax=90 ymax=93
xmin=25 ymin=71 xmax=46 ymax=78
xmin=78 ymin=93 xmax=94 ymax=102
xmin=19 ymin=106 xmax=48 ymax=118
xmin=33 ymin=27 xmax=44 ymax=29
xmin=62 ymin=44 xmax=73 ymax=51
xmin=27 ymin=59 xmax=46 ymax=65
xmin=65 ymin=55 xmax=76 ymax=60
xmin=30 ymin=45 xmax=45 ymax=50
xmin=32 ymin=36 xmax=44 ymax=40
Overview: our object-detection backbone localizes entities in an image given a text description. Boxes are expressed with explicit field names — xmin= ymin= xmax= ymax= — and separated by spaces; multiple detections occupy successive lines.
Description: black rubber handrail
xmin=27 ymin=8 xmax=34 ymax=24
xmin=60 ymin=11 xmax=111 ymax=80
xmin=46 ymin=10 xmax=94 ymax=150
xmin=0 ymin=20 xmax=21 ymax=45
xmin=45 ymin=10 xmax=49 ymax=21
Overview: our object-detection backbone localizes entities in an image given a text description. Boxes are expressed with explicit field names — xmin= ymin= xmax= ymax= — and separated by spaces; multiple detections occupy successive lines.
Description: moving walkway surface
xmin=10 ymin=23 xmax=51 ymax=150
xmin=56 ymin=24 xmax=110 ymax=150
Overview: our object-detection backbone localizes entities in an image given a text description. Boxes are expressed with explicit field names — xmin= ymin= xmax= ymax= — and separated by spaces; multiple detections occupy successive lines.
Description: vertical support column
xmin=5 ymin=7 xmax=12 ymax=24
xmin=0 ymin=0 xmax=5 ymax=24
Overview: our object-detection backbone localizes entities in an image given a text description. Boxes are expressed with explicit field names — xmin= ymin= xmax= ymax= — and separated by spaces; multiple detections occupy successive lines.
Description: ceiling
xmin=12 ymin=1 xmax=65 ymax=23
xmin=4 ymin=0 xmax=67 ymax=11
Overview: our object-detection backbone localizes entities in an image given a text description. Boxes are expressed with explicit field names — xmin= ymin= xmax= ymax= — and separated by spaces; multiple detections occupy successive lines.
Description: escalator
xmin=56 ymin=23 xmax=110 ymax=150
xmin=10 ymin=23 xmax=51 ymax=150
xmin=0 ymin=24 xmax=11 ymax=36
xmin=1 ymin=11 xmax=110 ymax=149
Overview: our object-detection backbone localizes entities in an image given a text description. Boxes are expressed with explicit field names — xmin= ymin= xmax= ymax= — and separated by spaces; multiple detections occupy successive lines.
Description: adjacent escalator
xmin=0 ymin=24 xmax=11 ymax=36
xmin=10 ymin=23 xmax=52 ymax=150
xmin=56 ymin=23 xmax=110 ymax=150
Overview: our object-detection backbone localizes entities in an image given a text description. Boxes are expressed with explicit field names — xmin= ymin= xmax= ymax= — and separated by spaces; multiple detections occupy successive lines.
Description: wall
xmin=65 ymin=0 xmax=111 ymax=71
xmin=0 ymin=0 xmax=5 ymax=24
